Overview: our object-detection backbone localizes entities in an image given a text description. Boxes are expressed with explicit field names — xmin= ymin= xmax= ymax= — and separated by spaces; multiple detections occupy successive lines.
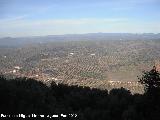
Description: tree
xmin=138 ymin=67 xmax=160 ymax=120
xmin=138 ymin=66 xmax=160 ymax=94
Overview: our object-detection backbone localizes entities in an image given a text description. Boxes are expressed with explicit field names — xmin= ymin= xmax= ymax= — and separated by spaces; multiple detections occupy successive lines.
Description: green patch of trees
xmin=80 ymin=71 xmax=104 ymax=80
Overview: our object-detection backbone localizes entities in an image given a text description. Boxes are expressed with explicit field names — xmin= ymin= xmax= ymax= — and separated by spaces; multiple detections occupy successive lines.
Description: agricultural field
xmin=0 ymin=36 xmax=160 ymax=93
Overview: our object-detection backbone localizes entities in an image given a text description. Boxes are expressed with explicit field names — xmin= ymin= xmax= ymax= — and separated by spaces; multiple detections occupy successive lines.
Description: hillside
xmin=0 ymin=75 xmax=160 ymax=120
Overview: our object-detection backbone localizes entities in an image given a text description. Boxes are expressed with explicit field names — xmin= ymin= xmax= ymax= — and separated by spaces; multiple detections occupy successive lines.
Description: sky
xmin=0 ymin=0 xmax=160 ymax=37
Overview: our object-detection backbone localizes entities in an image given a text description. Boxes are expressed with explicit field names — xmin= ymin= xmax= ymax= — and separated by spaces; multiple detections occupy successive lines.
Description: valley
xmin=1 ymin=33 xmax=160 ymax=93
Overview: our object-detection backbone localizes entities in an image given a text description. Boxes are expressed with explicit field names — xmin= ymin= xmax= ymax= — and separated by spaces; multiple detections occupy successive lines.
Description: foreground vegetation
xmin=0 ymin=68 xmax=160 ymax=120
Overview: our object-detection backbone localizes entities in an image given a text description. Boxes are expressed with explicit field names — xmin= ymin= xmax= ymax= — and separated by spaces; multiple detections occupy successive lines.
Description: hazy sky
xmin=0 ymin=0 xmax=160 ymax=37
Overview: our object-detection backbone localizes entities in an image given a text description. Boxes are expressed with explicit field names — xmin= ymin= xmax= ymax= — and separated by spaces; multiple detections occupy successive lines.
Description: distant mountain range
xmin=0 ymin=33 xmax=160 ymax=47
